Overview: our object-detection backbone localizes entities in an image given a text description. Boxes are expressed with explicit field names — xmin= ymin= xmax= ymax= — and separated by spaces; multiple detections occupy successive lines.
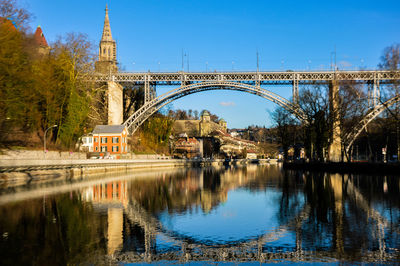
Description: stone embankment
xmin=0 ymin=150 xmax=276 ymax=187
xmin=0 ymin=158 xmax=193 ymax=186
xmin=0 ymin=150 xmax=228 ymax=187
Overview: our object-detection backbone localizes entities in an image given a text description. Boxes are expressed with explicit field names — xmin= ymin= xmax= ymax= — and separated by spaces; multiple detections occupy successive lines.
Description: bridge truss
xmin=92 ymin=70 xmax=400 ymax=104
xmin=91 ymin=70 xmax=400 ymax=153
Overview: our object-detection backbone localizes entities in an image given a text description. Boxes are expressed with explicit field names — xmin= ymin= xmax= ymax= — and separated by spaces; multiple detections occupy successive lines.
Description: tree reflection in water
xmin=0 ymin=165 xmax=399 ymax=264
xmin=0 ymin=194 xmax=108 ymax=265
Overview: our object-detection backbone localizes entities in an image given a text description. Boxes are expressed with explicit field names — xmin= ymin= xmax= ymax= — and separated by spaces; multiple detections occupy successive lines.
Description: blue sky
xmin=25 ymin=0 xmax=400 ymax=128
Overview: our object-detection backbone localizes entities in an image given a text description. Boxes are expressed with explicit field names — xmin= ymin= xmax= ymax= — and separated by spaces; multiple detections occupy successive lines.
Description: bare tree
xmin=270 ymin=107 xmax=298 ymax=161
xmin=297 ymin=85 xmax=330 ymax=161
xmin=338 ymin=81 xmax=368 ymax=160
xmin=378 ymin=44 xmax=400 ymax=160
xmin=0 ymin=0 xmax=30 ymax=30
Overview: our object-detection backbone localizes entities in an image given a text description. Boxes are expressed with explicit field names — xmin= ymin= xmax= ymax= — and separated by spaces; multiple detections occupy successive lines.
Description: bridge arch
xmin=123 ymin=81 xmax=305 ymax=133
xmin=125 ymin=198 xmax=311 ymax=252
xmin=344 ymin=94 xmax=400 ymax=155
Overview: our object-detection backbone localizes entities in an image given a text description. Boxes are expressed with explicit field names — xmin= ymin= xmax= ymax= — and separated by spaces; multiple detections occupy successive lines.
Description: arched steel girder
xmin=344 ymin=94 xmax=400 ymax=154
xmin=123 ymin=81 xmax=306 ymax=134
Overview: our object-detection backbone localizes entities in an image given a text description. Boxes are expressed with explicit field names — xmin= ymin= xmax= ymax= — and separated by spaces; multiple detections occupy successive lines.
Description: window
xmin=88 ymin=138 xmax=92 ymax=143
xmin=112 ymin=137 xmax=119 ymax=143
xmin=101 ymin=137 xmax=107 ymax=144
xmin=112 ymin=146 xmax=119 ymax=152
xmin=101 ymin=146 xmax=107 ymax=152
xmin=95 ymin=146 xmax=98 ymax=151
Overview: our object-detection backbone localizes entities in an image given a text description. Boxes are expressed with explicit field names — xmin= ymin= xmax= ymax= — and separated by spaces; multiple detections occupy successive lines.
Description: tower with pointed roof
xmin=94 ymin=5 xmax=123 ymax=125
xmin=95 ymin=5 xmax=118 ymax=74
xmin=33 ymin=25 xmax=50 ymax=55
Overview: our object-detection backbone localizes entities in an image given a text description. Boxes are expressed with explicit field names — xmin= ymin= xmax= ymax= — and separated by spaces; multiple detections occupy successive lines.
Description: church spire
xmin=101 ymin=4 xmax=113 ymax=41
xmin=96 ymin=4 xmax=118 ymax=73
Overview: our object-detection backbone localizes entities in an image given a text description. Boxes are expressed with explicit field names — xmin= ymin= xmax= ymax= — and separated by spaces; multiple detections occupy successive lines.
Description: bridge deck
xmin=91 ymin=70 xmax=400 ymax=84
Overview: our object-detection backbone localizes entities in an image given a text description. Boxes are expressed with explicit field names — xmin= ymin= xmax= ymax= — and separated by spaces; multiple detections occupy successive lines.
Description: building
xmin=174 ymin=135 xmax=201 ymax=159
xmin=218 ymin=119 xmax=227 ymax=131
xmin=33 ymin=26 xmax=49 ymax=54
xmin=80 ymin=134 xmax=94 ymax=152
xmin=0 ymin=17 xmax=17 ymax=31
xmin=1 ymin=18 xmax=49 ymax=55
xmin=173 ymin=111 xmax=228 ymax=137
xmin=95 ymin=5 xmax=118 ymax=74
xmin=92 ymin=125 xmax=128 ymax=157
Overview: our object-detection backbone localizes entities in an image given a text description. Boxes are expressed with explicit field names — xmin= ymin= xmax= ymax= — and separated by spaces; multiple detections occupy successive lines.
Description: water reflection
xmin=0 ymin=165 xmax=399 ymax=264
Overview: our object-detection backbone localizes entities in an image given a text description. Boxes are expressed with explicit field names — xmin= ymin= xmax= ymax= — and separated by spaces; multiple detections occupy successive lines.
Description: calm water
xmin=0 ymin=165 xmax=399 ymax=265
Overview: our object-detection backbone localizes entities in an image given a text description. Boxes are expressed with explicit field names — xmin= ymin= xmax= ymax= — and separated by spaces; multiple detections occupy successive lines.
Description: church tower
xmin=95 ymin=5 xmax=118 ymax=74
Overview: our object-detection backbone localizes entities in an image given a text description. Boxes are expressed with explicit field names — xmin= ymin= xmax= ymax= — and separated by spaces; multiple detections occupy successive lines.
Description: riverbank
xmin=0 ymin=158 xmax=205 ymax=187
xmin=283 ymin=161 xmax=400 ymax=175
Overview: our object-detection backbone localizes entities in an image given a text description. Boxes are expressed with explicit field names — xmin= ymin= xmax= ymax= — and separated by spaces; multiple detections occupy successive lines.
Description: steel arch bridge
xmin=122 ymin=81 xmax=306 ymax=134
xmin=90 ymin=70 xmax=400 ymax=156
xmin=344 ymin=94 xmax=400 ymax=155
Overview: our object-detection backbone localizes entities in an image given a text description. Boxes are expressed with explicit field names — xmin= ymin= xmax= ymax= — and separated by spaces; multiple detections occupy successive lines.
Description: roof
xmin=92 ymin=125 xmax=126 ymax=134
xmin=33 ymin=26 xmax=48 ymax=47
xmin=0 ymin=17 xmax=17 ymax=31
xmin=201 ymin=110 xmax=210 ymax=116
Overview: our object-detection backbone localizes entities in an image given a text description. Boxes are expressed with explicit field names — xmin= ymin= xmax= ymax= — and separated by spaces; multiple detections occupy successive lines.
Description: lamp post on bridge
xmin=44 ymin=125 xmax=57 ymax=154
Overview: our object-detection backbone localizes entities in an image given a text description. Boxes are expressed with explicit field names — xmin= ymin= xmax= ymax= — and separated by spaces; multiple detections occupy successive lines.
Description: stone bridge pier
xmin=329 ymin=80 xmax=342 ymax=162
xmin=107 ymin=80 xmax=123 ymax=125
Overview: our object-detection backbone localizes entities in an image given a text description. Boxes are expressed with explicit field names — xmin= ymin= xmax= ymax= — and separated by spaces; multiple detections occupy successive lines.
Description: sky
xmin=24 ymin=0 xmax=400 ymax=128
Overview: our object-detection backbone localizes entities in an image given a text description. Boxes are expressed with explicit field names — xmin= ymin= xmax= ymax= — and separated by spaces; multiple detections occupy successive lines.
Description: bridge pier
xmin=107 ymin=208 xmax=123 ymax=255
xmin=292 ymin=73 xmax=299 ymax=103
xmin=367 ymin=75 xmax=381 ymax=108
xmin=328 ymin=80 xmax=342 ymax=162
xmin=107 ymin=80 xmax=123 ymax=125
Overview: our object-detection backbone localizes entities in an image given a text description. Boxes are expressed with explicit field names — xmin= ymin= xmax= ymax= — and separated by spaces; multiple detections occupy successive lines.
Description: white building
xmin=80 ymin=134 xmax=94 ymax=152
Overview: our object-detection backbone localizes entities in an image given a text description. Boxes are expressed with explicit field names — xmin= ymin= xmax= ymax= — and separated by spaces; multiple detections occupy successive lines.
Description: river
xmin=0 ymin=164 xmax=399 ymax=264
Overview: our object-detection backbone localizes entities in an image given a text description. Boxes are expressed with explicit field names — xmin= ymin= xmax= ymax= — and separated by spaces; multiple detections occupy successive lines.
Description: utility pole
xmin=334 ymin=45 xmax=337 ymax=71
xmin=181 ymin=49 xmax=184 ymax=71
xmin=330 ymin=48 xmax=337 ymax=71
xmin=256 ymin=50 xmax=259 ymax=72
xmin=187 ymin=53 xmax=189 ymax=72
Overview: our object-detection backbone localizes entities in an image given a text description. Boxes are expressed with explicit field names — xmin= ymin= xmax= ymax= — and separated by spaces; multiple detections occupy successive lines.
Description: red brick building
xmin=92 ymin=125 xmax=128 ymax=157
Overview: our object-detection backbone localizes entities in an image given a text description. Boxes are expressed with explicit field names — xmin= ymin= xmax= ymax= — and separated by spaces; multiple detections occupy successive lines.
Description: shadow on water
xmin=0 ymin=165 xmax=399 ymax=264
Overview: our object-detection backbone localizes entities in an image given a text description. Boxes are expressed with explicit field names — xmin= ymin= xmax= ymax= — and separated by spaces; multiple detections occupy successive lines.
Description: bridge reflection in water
xmin=1 ymin=165 xmax=399 ymax=264
xmin=75 ymin=165 xmax=400 ymax=263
